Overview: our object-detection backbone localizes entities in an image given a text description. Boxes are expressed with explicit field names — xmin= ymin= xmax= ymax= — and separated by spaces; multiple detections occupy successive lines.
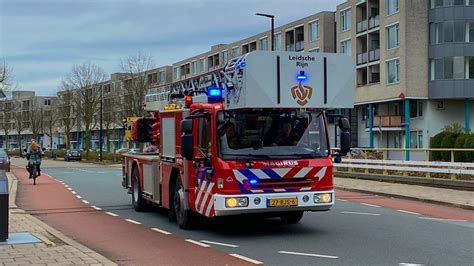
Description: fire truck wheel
xmin=280 ymin=211 xmax=304 ymax=224
xmin=173 ymin=177 xmax=197 ymax=229
xmin=132 ymin=167 xmax=145 ymax=212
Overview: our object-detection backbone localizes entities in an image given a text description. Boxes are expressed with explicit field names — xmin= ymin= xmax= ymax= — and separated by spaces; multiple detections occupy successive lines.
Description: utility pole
xmin=99 ymin=86 xmax=103 ymax=162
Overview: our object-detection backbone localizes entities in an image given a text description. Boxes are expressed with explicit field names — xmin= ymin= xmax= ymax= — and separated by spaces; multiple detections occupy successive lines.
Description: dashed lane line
xmin=418 ymin=217 xmax=467 ymax=222
xmin=336 ymin=199 xmax=347 ymax=202
xmin=341 ymin=211 xmax=381 ymax=216
xmin=125 ymin=219 xmax=142 ymax=225
xmin=185 ymin=239 xmax=210 ymax=248
xmin=71 ymin=191 xmax=76 ymax=194
xmin=200 ymin=240 xmax=238 ymax=248
xmin=397 ymin=210 xmax=420 ymax=215
xmin=151 ymin=228 xmax=172 ymax=235
xmin=105 ymin=212 xmax=118 ymax=217
xmin=91 ymin=206 xmax=102 ymax=210
xmin=82 ymin=200 xmax=90 ymax=204
xmin=360 ymin=203 xmax=381 ymax=208
xmin=278 ymin=251 xmax=339 ymax=259
xmin=67 ymin=187 xmax=72 ymax=191
xmin=229 ymin=254 xmax=263 ymax=264
xmin=399 ymin=263 xmax=425 ymax=266
xmin=76 ymin=195 xmax=82 ymax=199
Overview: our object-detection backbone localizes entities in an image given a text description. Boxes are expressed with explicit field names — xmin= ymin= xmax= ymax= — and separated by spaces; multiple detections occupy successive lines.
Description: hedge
xmin=431 ymin=131 xmax=448 ymax=161
xmin=440 ymin=133 xmax=458 ymax=161
xmin=464 ymin=134 xmax=474 ymax=162
xmin=453 ymin=133 xmax=467 ymax=162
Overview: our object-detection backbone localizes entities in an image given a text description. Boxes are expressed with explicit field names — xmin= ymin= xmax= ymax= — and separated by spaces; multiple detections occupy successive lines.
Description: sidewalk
xmin=334 ymin=176 xmax=474 ymax=210
xmin=1 ymin=172 xmax=115 ymax=266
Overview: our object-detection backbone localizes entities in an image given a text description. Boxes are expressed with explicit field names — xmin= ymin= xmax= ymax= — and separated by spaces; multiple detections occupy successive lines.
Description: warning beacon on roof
xmin=224 ymin=51 xmax=355 ymax=110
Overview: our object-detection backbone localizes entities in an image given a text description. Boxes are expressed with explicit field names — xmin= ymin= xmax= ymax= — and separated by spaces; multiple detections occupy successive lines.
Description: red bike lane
xmin=13 ymin=166 xmax=252 ymax=265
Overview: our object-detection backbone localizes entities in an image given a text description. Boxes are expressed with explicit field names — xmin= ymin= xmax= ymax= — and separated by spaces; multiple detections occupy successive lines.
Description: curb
xmin=335 ymin=185 xmax=474 ymax=211
xmin=7 ymin=171 xmax=117 ymax=265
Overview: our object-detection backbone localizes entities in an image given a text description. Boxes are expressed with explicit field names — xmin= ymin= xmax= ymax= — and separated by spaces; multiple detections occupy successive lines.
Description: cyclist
xmin=26 ymin=139 xmax=42 ymax=179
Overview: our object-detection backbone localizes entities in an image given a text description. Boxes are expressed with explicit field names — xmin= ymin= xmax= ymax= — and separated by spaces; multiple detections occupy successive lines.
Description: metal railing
xmin=295 ymin=41 xmax=304 ymax=51
xmin=286 ymin=43 xmax=295 ymax=51
xmin=368 ymin=15 xmax=380 ymax=29
xmin=357 ymin=52 xmax=368 ymax=65
xmin=357 ymin=20 xmax=368 ymax=33
xmin=369 ymin=49 xmax=380 ymax=61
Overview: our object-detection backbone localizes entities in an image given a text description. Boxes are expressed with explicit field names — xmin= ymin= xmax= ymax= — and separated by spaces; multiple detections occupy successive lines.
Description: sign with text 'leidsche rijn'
xmin=225 ymin=51 xmax=355 ymax=110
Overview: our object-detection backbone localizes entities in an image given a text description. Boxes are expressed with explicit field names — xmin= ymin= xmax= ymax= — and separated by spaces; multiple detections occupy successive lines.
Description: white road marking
xmin=278 ymin=250 xmax=339 ymax=259
xmin=67 ymin=187 xmax=72 ymax=191
xmin=125 ymin=219 xmax=141 ymax=225
xmin=399 ymin=263 xmax=425 ymax=266
xmin=360 ymin=203 xmax=381 ymax=208
xmin=151 ymin=228 xmax=172 ymax=235
xmin=82 ymin=200 xmax=90 ymax=204
xmin=71 ymin=191 xmax=76 ymax=194
xmin=91 ymin=206 xmax=102 ymax=210
xmin=397 ymin=210 xmax=420 ymax=215
xmin=336 ymin=199 xmax=347 ymax=202
xmin=185 ymin=239 xmax=210 ymax=248
xmin=105 ymin=212 xmax=118 ymax=217
xmin=200 ymin=240 xmax=238 ymax=248
xmin=341 ymin=211 xmax=380 ymax=216
xmin=64 ymin=184 xmax=69 ymax=188
xmin=76 ymin=195 xmax=82 ymax=199
xmin=229 ymin=254 xmax=263 ymax=264
xmin=418 ymin=217 xmax=467 ymax=222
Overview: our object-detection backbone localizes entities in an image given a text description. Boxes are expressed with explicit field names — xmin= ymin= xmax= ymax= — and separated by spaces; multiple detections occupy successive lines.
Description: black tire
xmin=280 ymin=211 xmax=304 ymax=224
xmin=131 ymin=167 xmax=145 ymax=212
xmin=172 ymin=176 xmax=197 ymax=229
xmin=32 ymin=165 xmax=37 ymax=186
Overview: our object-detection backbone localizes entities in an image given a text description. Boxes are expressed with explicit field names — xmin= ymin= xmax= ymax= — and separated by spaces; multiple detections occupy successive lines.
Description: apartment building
xmin=336 ymin=0 xmax=473 ymax=159
xmin=171 ymin=12 xmax=336 ymax=82
xmin=0 ymin=91 xmax=56 ymax=149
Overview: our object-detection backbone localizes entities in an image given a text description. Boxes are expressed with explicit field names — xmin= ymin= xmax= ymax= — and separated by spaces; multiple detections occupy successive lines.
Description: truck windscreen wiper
xmin=222 ymin=153 xmax=271 ymax=159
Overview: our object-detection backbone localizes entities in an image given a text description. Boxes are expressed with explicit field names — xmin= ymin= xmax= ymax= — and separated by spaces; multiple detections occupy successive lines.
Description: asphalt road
xmin=13 ymin=158 xmax=474 ymax=265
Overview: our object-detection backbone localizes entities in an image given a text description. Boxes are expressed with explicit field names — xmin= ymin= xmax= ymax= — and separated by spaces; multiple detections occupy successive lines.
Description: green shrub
xmin=103 ymin=152 xmax=121 ymax=162
xmin=464 ymin=134 xmax=474 ymax=162
xmin=431 ymin=131 xmax=448 ymax=161
xmin=440 ymin=133 xmax=458 ymax=161
xmin=453 ymin=133 xmax=467 ymax=162
xmin=442 ymin=123 xmax=464 ymax=134
xmin=55 ymin=149 xmax=66 ymax=159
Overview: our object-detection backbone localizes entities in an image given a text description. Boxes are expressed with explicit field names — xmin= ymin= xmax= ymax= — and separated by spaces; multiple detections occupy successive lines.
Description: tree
xmin=29 ymin=100 xmax=45 ymax=141
xmin=12 ymin=100 xmax=26 ymax=151
xmin=0 ymin=101 xmax=13 ymax=149
xmin=119 ymin=52 xmax=154 ymax=117
xmin=102 ymin=86 xmax=120 ymax=152
xmin=57 ymin=88 xmax=76 ymax=149
xmin=61 ymin=62 xmax=107 ymax=158
xmin=43 ymin=105 xmax=59 ymax=152
xmin=0 ymin=61 xmax=13 ymax=95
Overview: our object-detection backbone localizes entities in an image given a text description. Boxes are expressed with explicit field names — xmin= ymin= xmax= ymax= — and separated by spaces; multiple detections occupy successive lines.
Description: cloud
xmin=1 ymin=0 xmax=345 ymax=95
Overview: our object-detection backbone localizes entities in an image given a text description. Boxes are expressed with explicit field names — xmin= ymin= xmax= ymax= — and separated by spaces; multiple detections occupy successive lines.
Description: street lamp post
xmin=99 ymin=86 xmax=103 ymax=162
xmin=256 ymin=13 xmax=275 ymax=51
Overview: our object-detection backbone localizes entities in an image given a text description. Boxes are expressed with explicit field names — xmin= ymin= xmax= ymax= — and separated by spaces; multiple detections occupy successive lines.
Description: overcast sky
xmin=1 ymin=0 xmax=344 ymax=96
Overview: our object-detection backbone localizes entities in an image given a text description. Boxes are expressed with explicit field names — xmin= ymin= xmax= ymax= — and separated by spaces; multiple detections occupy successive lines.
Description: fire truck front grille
xmin=254 ymin=178 xmax=313 ymax=189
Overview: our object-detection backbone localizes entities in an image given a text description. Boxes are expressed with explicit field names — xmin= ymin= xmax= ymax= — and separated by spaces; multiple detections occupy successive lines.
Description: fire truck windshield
xmin=217 ymin=110 xmax=329 ymax=160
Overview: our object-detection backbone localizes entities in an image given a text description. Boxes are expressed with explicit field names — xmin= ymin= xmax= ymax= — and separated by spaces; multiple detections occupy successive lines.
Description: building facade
xmin=336 ymin=0 xmax=473 ymax=160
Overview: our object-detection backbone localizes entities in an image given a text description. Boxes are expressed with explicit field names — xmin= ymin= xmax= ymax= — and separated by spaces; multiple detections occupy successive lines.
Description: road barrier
xmin=340 ymin=147 xmax=474 ymax=162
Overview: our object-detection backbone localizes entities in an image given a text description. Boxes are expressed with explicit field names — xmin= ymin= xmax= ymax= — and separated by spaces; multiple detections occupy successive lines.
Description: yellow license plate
xmin=268 ymin=198 xmax=298 ymax=207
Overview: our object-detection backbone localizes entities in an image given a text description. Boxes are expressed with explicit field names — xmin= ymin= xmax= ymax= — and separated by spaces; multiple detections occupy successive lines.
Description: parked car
xmin=128 ymin=148 xmax=141 ymax=154
xmin=0 ymin=150 xmax=11 ymax=172
xmin=115 ymin=148 xmax=129 ymax=154
xmin=64 ymin=150 xmax=82 ymax=161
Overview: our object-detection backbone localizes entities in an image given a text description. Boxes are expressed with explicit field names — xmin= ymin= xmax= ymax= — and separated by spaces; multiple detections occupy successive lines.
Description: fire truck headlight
xmin=225 ymin=197 xmax=249 ymax=208
xmin=314 ymin=193 xmax=332 ymax=203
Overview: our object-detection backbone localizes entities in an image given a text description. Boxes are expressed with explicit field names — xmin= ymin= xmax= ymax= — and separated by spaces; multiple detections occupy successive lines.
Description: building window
xmin=340 ymin=39 xmax=352 ymax=56
xmin=259 ymin=38 xmax=268 ymax=51
xmin=410 ymin=131 xmax=423 ymax=148
xmin=273 ymin=33 xmax=282 ymax=51
xmin=231 ymin=47 xmax=240 ymax=58
xmin=466 ymin=56 xmax=474 ymax=79
xmin=386 ymin=58 xmax=400 ymax=84
xmin=386 ymin=0 xmax=399 ymax=15
xmin=386 ymin=23 xmax=400 ymax=49
xmin=222 ymin=50 xmax=228 ymax=64
xmin=191 ymin=61 xmax=198 ymax=75
xmin=199 ymin=58 xmax=205 ymax=73
xmin=341 ymin=9 xmax=352 ymax=32
xmin=159 ymin=71 xmax=165 ymax=82
xmin=410 ymin=100 xmax=423 ymax=118
xmin=309 ymin=48 xmax=320 ymax=53
xmin=173 ymin=67 xmax=180 ymax=80
xmin=309 ymin=20 xmax=320 ymax=41
xmin=44 ymin=99 xmax=51 ymax=106
xmin=469 ymin=21 xmax=474 ymax=42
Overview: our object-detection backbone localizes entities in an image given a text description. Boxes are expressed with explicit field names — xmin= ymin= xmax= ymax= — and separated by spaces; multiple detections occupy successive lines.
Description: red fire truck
xmin=122 ymin=51 xmax=355 ymax=229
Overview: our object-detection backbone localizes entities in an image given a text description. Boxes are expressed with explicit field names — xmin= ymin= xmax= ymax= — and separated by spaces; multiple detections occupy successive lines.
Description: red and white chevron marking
xmin=194 ymin=180 xmax=215 ymax=217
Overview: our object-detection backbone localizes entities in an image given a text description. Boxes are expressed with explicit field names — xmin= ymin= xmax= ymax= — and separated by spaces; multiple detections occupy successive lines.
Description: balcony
xmin=357 ymin=52 xmax=368 ymax=65
xmin=357 ymin=20 xmax=368 ymax=33
xmin=295 ymin=41 xmax=304 ymax=52
xmin=366 ymin=115 xmax=405 ymax=128
xmin=369 ymin=49 xmax=380 ymax=62
xmin=368 ymin=15 xmax=380 ymax=29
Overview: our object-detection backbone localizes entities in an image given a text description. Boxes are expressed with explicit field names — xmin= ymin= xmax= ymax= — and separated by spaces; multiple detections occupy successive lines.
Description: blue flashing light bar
xmin=297 ymin=70 xmax=307 ymax=81
xmin=249 ymin=179 xmax=258 ymax=185
xmin=207 ymin=86 xmax=223 ymax=103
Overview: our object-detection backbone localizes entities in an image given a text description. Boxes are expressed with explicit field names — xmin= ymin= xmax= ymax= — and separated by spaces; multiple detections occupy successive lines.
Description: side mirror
xmin=181 ymin=134 xmax=193 ymax=160
xmin=180 ymin=119 xmax=193 ymax=133
xmin=338 ymin=117 xmax=351 ymax=156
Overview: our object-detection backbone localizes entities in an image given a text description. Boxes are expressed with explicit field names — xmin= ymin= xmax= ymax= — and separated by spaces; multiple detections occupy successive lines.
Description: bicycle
xmin=28 ymin=161 xmax=39 ymax=185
